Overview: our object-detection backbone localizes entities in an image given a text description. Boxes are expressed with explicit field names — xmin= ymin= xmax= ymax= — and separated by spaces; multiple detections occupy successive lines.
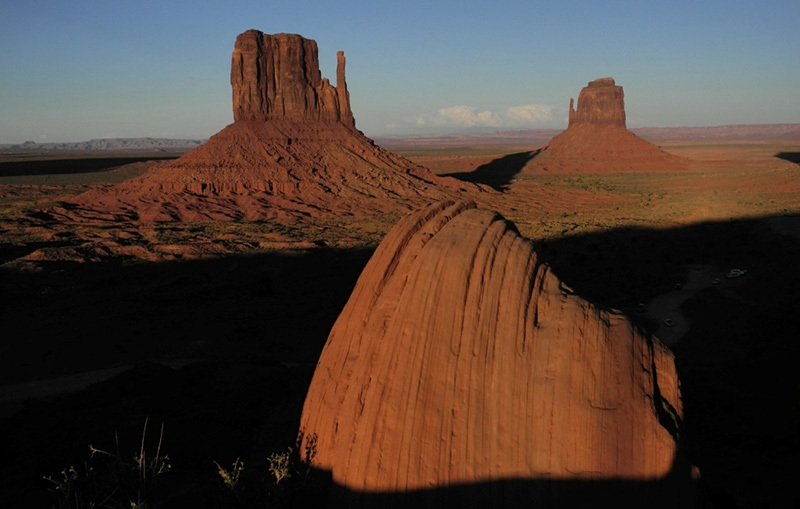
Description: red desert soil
xmin=1 ymin=129 xmax=798 ymax=508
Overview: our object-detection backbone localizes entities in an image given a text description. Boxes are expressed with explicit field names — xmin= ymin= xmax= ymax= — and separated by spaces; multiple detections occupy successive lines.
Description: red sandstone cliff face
xmin=231 ymin=30 xmax=354 ymax=126
xmin=58 ymin=31 xmax=484 ymax=222
xmin=299 ymin=201 xmax=695 ymax=507
xmin=524 ymin=77 xmax=686 ymax=173
xmin=568 ymin=77 xmax=626 ymax=128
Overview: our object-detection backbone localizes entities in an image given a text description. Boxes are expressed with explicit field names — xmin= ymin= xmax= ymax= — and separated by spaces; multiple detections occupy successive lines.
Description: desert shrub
xmin=214 ymin=433 xmax=319 ymax=508
xmin=44 ymin=418 xmax=170 ymax=509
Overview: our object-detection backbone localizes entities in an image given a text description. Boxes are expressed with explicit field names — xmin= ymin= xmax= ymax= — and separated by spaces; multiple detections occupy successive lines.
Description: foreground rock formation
xmin=299 ymin=201 xmax=696 ymax=507
xmin=58 ymin=31 xmax=478 ymax=223
xmin=524 ymin=77 xmax=686 ymax=173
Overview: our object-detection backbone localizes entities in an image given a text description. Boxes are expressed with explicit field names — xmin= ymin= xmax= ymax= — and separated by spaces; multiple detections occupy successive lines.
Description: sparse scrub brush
xmin=44 ymin=418 xmax=170 ymax=509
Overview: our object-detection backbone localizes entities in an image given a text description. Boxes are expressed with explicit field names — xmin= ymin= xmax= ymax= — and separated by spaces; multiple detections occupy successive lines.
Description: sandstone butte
xmin=523 ymin=77 xmax=687 ymax=173
xmin=299 ymin=200 xmax=697 ymax=508
xmin=59 ymin=30 xmax=480 ymax=222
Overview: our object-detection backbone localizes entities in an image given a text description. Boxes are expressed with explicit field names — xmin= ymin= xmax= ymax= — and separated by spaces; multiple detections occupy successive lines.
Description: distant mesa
xmin=299 ymin=200 xmax=697 ymax=508
xmin=56 ymin=30 xmax=480 ymax=223
xmin=523 ymin=77 xmax=687 ymax=173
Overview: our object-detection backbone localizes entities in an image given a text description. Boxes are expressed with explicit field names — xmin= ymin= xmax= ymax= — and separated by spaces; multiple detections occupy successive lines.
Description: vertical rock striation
xmin=568 ymin=77 xmax=626 ymax=128
xmin=230 ymin=30 xmax=355 ymax=127
xmin=568 ymin=78 xmax=625 ymax=127
xmin=299 ymin=201 xmax=696 ymax=507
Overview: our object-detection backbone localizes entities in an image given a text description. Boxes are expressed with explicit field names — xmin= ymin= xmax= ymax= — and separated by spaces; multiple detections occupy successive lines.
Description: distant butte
xmin=57 ymin=30 xmax=482 ymax=223
xmin=568 ymin=77 xmax=626 ymax=128
xmin=523 ymin=77 xmax=687 ymax=173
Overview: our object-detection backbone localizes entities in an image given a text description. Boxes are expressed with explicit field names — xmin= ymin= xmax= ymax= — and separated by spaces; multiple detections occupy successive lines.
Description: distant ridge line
xmin=376 ymin=123 xmax=800 ymax=147
xmin=2 ymin=137 xmax=207 ymax=151
xmin=4 ymin=123 xmax=799 ymax=150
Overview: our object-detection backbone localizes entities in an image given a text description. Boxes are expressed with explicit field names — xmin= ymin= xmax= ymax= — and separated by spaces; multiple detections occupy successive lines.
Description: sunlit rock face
xmin=59 ymin=31 xmax=480 ymax=223
xmin=568 ymin=77 xmax=626 ymax=128
xmin=299 ymin=200 xmax=695 ymax=507
xmin=231 ymin=30 xmax=354 ymax=126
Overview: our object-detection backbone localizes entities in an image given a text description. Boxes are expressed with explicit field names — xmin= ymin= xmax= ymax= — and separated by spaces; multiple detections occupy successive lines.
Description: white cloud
xmin=505 ymin=104 xmax=553 ymax=124
xmin=432 ymin=106 xmax=500 ymax=127
xmin=416 ymin=104 xmax=556 ymax=129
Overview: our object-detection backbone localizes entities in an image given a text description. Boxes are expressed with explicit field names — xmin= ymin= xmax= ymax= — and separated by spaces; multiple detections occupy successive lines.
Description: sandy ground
xmin=1 ymin=136 xmax=799 ymax=508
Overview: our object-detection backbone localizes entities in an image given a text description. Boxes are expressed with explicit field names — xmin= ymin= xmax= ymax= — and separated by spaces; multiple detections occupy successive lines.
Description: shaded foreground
xmin=0 ymin=214 xmax=796 ymax=507
xmin=1 ymin=140 xmax=799 ymax=507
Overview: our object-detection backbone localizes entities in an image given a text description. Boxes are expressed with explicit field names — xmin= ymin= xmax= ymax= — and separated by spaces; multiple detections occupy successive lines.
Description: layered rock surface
xmin=60 ymin=120 xmax=474 ymax=222
xmin=231 ymin=31 xmax=354 ymax=126
xmin=568 ymin=77 xmax=626 ymax=128
xmin=58 ymin=31 xmax=480 ymax=223
xmin=299 ymin=201 xmax=695 ymax=507
xmin=524 ymin=77 xmax=686 ymax=173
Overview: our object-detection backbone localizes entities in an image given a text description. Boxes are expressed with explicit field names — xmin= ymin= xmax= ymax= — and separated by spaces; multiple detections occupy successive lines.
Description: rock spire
xmin=299 ymin=201 xmax=696 ymax=507
xmin=231 ymin=30 xmax=354 ymax=127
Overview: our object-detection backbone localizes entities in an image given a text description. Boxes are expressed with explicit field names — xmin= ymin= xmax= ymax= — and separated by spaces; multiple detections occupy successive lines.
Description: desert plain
xmin=1 ymin=124 xmax=799 ymax=508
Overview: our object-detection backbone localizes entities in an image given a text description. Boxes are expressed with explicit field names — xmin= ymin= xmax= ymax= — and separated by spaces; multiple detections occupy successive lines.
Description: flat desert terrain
xmin=1 ymin=129 xmax=798 ymax=507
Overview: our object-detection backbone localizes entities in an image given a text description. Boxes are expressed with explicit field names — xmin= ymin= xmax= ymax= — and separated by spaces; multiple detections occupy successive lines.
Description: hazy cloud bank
xmin=415 ymin=104 xmax=558 ymax=129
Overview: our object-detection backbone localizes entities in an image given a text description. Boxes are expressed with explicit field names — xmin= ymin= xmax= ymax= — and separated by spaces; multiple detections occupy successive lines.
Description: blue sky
xmin=1 ymin=0 xmax=798 ymax=143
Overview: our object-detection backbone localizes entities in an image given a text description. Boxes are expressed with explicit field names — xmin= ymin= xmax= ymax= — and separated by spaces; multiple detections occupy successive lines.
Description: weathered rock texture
xmin=568 ymin=77 xmax=626 ymax=128
xmin=60 ymin=120 xmax=476 ymax=222
xmin=57 ymin=31 xmax=481 ymax=223
xmin=524 ymin=77 xmax=686 ymax=173
xmin=299 ymin=200 xmax=696 ymax=507
xmin=231 ymin=31 xmax=354 ymax=126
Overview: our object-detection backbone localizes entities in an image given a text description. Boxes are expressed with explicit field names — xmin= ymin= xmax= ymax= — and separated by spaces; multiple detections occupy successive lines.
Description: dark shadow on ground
xmin=0 ymin=155 xmax=179 ymax=177
xmin=299 ymin=447 xmax=698 ymax=508
xmin=443 ymin=150 xmax=539 ymax=191
xmin=775 ymin=151 xmax=800 ymax=164
xmin=0 ymin=248 xmax=372 ymax=507
xmin=1 ymin=216 xmax=798 ymax=507
xmin=535 ymin=215 xmax=799 ymax=509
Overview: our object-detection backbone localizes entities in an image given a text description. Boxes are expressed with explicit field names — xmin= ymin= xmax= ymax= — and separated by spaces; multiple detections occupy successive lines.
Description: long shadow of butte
xmin=775 ymin=151 xmax=800 ymax=164
xmin=444 ymin=149 xmax=539 ymax=191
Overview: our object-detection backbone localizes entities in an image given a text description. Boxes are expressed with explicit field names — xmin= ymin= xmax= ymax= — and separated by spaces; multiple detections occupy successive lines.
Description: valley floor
xmin=1 ymin=135 xmax=798 ymax=508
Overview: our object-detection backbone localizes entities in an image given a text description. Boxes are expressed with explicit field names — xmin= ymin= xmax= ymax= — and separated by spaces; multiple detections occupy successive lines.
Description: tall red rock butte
xmin=568 ymin=76 xmax=626 ymax=128
xmin=299 ymin=200 xmax=697 ymax=508
xmin=60 ymin=30 xmax=479 ymax=223
xmin=523 ymin=77 xmax=686 ymax=173
xmin=230 ymin=31 xmax=354 ymax=126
